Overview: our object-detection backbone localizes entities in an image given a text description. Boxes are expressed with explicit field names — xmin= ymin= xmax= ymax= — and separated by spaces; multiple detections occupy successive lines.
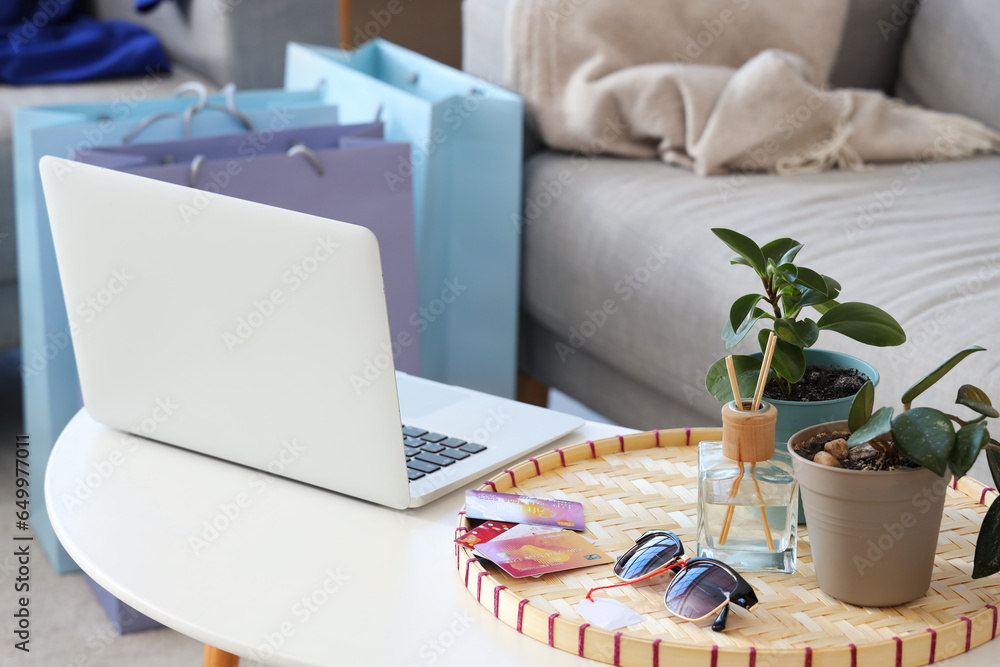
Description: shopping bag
xmin=285 ymin=40 xmax=524 ymax=398
xmin=76 ymin=122 xmax=421 ymax=374
xmin=13 ymin=85 xmax=338 ymax=573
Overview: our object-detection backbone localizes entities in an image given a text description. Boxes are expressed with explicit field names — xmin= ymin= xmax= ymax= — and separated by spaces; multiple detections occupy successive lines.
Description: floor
xmin=0 ymin=349 xmax=993 ymax=667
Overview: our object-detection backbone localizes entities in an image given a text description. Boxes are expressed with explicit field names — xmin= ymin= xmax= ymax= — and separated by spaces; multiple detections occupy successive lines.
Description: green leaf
xmin=811 ymin=300 xmax=839 ymax=315
xmin=901 ymin=346 xmax=987 ymax=405
xmin=712 ymin=228 xmax=766 ymax=277
xmin=774 ymin=263 xmax=798 ymax=286
xmin=768 ymin=336 xmax=806 ymax=384
xmin=956 ymin=384 xmax=1000 ymax=418
xmin=973 ymin=498 xmax=1000 ymax=578
xmin=848 ymin=380 xmax=875 ymax=432
xmin=799 ymin=277 xmax=841 ymax=310
xmin=950 ymin=421 xmax=988 ymax=480
xmin=816 ymin=302 xmax=907 ymax=347
xmin=891 ymin=408 xmax=956 ymax=476
xmin=722 ymin=308 xmax=767 ymax=348
xmin=729 ymin=294 xmax=764 ymax=333
xmin=773 ymin=318 xmax=819 ymax=348
xmin=847 ymin=405 xmax=893 ymax=447
xmin=791 ymin=267 xmax=829 ymax=294
xmin=761 ymin=238 xmax=803 ymax=266
xmin=988 ymin=444 xmax=1000 ymax=490
xmin=705 ymin=355 xmax=763 ymax=403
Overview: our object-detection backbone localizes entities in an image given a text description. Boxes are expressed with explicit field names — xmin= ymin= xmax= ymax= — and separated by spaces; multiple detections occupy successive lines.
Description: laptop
xmin=39 ymin=156 xmax=583 ymax=509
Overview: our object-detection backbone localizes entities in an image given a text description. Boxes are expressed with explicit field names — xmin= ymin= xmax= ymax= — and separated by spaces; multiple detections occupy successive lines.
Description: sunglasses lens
xmin=614 ymin=533 xmax=682 ymax=580
xmin=663 ymin=560 xmax=737 ymax=619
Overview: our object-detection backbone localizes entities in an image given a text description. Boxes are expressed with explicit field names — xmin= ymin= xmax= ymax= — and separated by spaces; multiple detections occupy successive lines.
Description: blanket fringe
xmin=775 ymin=93 xmax=865 ymax=174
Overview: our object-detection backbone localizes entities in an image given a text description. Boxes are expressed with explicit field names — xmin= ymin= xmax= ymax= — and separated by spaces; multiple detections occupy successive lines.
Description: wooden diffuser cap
xmin=721 ymin=400 xmax=777 ymax=462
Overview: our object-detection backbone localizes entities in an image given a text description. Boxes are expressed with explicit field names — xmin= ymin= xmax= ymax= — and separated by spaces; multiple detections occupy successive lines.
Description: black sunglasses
xmin=587 ymin=530 xmax=758 ymax=632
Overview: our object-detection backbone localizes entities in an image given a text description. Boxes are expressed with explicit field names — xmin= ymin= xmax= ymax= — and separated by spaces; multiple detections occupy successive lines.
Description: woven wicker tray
xmin=455 ymin=429 xmax=1000 ymax=667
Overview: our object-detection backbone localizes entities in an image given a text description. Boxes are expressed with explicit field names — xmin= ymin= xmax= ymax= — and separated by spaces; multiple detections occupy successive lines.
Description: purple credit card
xmin=464 ymin=490 xmax=585 ymax=531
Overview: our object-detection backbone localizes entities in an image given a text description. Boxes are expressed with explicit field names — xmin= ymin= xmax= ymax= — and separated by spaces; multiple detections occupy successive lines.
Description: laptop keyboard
xmin=402 ymin=425 xmax=487 ymax=481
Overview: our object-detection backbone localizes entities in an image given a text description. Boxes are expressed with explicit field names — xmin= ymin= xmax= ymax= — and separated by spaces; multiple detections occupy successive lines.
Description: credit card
xmin=465 ymin=490 xmax=585 ymax=530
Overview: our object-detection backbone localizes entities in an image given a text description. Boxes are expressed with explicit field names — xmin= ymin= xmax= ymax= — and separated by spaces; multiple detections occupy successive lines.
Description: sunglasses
xmin=586 ymin=530 xmax=758 ymax=631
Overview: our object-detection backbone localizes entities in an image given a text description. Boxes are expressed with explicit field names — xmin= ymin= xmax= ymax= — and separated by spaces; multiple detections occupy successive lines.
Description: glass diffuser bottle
xmin=697 ymin=399 xmax=798 ymax=573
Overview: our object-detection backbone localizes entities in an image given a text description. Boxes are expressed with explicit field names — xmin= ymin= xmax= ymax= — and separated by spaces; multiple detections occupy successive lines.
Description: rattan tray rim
xmin=455 ymin=428 xmax=1000 ymax=667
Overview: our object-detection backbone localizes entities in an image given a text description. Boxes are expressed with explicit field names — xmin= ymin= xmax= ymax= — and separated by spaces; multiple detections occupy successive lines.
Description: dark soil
xmin=762 ymin=366 xmax=869 ymax=402
xmin=792 ymin=430 xmax=920 ymax=472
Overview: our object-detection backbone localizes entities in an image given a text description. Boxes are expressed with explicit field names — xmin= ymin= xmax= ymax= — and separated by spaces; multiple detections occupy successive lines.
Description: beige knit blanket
xmin=507 ymin=0 xmax=1000 ymax=175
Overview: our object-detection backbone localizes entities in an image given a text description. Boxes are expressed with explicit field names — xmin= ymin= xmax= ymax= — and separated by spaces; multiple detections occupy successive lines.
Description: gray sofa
xmin=464 ymin=0 xmax=1000 ymax=429
xmin=0 ymin=0 xmax=339 ymax=351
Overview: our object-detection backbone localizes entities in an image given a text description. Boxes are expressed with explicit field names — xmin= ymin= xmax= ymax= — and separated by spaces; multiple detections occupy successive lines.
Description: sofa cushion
xmin=828 ymin=0 xmax=913 ymax=92
xmin=896 ymin=0 xmax=1000 ymax=130
xmin=521 ymin=151 xmax=1000 ymax=423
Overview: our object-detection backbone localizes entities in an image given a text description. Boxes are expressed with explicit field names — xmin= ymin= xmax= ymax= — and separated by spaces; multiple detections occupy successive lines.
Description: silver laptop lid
xmin=40 ymin=156 xmax=411 ymax=509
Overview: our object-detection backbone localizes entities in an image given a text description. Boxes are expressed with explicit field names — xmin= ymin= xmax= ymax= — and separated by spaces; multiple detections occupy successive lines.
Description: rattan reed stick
xmin=726 ymin=355 xmax=743 ymax=410
xmin=750 ymin=462 xmax=775 ymax=551
xmin=752 ymin=332 xmax=777 ymax=411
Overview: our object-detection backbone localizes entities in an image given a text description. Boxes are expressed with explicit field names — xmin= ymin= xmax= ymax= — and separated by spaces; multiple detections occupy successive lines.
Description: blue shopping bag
xmin=285 ymin=40 xmax=524 ymax=399
xmin=13 ymin=86 xmax=338 ymax=573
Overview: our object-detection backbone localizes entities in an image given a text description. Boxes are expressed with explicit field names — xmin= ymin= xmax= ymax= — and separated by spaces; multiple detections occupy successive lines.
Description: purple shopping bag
xmin=77 ymin=122 xmax=421 ymax=373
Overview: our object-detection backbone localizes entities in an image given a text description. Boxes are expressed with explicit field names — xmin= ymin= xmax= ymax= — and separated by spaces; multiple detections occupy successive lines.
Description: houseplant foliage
xmin=846 ymin=345 xmax=1000 ymax=579
xmin=705 ymin=228 xmax=906 ymax=402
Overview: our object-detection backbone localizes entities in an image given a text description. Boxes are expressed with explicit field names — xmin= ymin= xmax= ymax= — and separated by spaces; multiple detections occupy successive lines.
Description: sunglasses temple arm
xmin=585 ymin=558 xmax=687 ymax=601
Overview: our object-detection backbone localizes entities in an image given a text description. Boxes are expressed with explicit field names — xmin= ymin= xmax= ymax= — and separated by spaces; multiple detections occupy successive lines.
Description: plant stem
xmin=944 ymin=413 xmax=970 ymax=428
xmin=761 ymin=275 xmax=783 ymax=320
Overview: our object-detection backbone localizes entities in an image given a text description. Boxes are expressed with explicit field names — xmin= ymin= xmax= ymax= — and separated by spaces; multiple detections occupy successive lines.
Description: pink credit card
xmin=475 ymin=531 xmax=613 ymax=577
xmin=465 ymin=490 xmax=585 ymax=530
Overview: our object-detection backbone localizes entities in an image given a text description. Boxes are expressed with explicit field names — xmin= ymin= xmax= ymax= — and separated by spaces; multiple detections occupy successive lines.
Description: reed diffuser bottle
xmin=697 ymin=399 xmax=798 ymax=573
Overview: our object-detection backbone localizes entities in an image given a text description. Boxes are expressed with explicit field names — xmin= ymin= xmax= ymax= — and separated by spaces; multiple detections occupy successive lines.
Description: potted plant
xmin=788 ymin=346 xmax=1000 ymax=606
xmin=704 ymin=228 xmax=907 ymax=448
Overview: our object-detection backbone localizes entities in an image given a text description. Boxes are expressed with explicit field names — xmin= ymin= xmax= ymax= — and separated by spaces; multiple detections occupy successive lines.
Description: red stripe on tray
xmin=893 ymin=636 xmax=902 ymax=667
xmin=617 ymin=434 xmax=625 ymax=452
xmin=981 ymin=488 xmax=996 ymax=504
xmin=528 ymin=457 xmax=541 ymax=476
xmin=804 ymin=646 xmax=812 ymax=667
xmin=654 ymin=429 xmax=660 ymax=447
xmin=578 ymin=624 xmax=590 ymax=657
xmin=685 ymin=427 xmax=691 ymax=445
xmin=588 ymin=440 xmax=596 ymax=458
xmin=710 ymin=645 xmax=718 ymax=667
xmin=961 ymin=616 xmax=972 ymax=651
xmin=516 ymin=599 xmax=529 ymax=632
xmin=987 ymin=604 xmax=998 ymax=639
xmin=503 ymin=469 xmax=516 ymax=485
xmin=749 ymin=646 xmax=756 ymax=667
xmin=493 ymin=585 xmax=506 ymax=617
xmin=613 ymin=631 xmax=622 ymax=666
xmin=926 ymin=629 xmax=937 ymax=663
xmin=548 ymin=613 xmax=559 ymax=647
xmin=464 ymin=557 xmax=479 ymax=587
xmin=484 ymin=480 xmax=497 ymax=492
xmin=555 ymin=448 xmax=566 ymax=467
xmin=652 ymin=638 xmax=661 ymax=667
xmin=849 ymin=643 xmax=857 ymax=667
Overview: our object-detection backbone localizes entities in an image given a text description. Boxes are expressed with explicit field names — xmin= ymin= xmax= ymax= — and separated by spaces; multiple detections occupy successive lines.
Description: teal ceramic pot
xmin=750 ymin=349 xmax=880 ymax=524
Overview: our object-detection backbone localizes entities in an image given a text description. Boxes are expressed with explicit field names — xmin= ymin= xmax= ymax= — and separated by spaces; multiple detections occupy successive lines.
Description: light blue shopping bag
xmin=13 ymin=86 xmax=338 ymax=573
xmin=285 ymin=40 xmax=524 ymax=399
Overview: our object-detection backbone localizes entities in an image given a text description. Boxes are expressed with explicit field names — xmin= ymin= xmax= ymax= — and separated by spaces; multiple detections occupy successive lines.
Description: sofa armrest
xmin=89 ymin=0 xmax=340 ymax=89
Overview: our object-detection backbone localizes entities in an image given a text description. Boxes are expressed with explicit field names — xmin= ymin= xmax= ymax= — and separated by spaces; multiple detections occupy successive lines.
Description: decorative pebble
xmin=813 ymin=451 xmax=841 ymax=467
xmin=825 ymin=438 xmax=849 ymax=460
xmin=848 ymin=442 xmax=879 ymax=462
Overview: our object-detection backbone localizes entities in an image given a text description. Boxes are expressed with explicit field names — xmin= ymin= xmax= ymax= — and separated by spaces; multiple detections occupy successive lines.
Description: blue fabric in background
xmin=135 ymin=0 xmax=163 ymax=12
xmin=0 ymin=0 xmax=77 ymax=25
xmin=1 ymin=3 xmax=171 ymax=84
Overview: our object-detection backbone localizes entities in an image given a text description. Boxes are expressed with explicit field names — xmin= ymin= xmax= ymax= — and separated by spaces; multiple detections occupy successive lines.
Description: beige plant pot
xmin=788 ymin=420 xmax=949 ymax=607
